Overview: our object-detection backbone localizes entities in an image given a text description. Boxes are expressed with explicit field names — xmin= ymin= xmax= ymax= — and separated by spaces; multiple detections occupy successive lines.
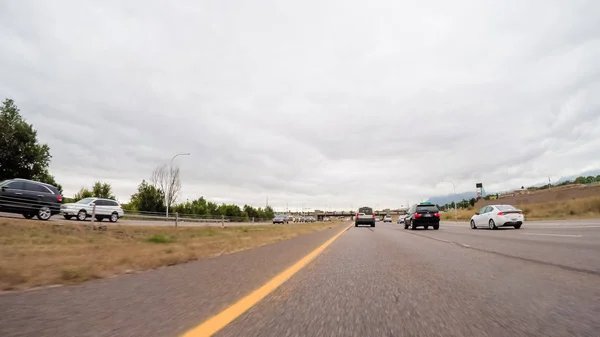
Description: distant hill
xmin=555 ymin=169 xmax=600 ymax=184
xmin=426 ymin=169 xmax=600 ymax=205
xmin=427 ymin=192 xmax=479 ymax=206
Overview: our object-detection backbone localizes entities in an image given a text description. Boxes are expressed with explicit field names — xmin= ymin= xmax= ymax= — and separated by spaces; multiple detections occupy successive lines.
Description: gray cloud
xmin=1 ymin=0 xmax=599 ymax=210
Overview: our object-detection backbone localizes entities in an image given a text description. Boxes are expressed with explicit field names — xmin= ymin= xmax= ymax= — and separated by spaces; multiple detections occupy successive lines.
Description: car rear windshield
xmin=416 ymin=205 xmax=439 ymax=212
xmin=359 ymin=207 xmax=373 ymax=215
xmin=497 ymin=205 xmax=517 ymax=211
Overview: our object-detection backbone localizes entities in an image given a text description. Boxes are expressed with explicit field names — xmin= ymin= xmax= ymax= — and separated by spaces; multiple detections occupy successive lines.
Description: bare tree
xmin=150 ymin=163 xmax=181 ymax=209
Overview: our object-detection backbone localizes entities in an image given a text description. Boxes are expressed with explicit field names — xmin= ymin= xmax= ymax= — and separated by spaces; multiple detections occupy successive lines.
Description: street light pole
xmin=441 ymin=181 xmax=457 ymax=221
xmin=166 ymin=152 xmax=190 ymax=218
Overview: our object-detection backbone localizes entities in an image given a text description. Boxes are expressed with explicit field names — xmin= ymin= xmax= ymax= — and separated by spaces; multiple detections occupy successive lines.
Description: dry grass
xmin=441 ymin=196 xmax=600 ymax=221
xmin=0 ymin=218 xmax=343 ymax=291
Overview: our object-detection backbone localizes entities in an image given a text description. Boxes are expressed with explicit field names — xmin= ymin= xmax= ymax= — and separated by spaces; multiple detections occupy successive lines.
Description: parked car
xmin=470 ymin=204 xmax=524 ymax=229
xmin=0 ymin=178 xmax=62 ymax=220
xmin=60 ymin=197 xmax=124 ymax=222
xmin=404 ymin=202 xmax=440 ymax=230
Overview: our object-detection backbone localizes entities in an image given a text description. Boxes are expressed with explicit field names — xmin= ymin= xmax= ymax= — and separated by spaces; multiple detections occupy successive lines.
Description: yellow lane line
xmin=181 ymin=224 xmax=351 ymax=337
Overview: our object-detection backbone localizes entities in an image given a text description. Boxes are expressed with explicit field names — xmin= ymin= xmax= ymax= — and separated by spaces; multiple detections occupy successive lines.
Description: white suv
xmin=61 ymin=197 xmax=125 ymax=222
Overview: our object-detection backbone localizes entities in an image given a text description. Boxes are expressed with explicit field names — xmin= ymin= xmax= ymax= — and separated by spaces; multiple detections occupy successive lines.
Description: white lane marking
xmin=521 ymin=233 xmax=582 ymax=238
xmin=461 ymin=244 xmax=471 ymax=247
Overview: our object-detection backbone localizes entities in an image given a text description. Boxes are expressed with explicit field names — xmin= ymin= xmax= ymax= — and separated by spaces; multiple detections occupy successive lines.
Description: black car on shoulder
xmin=0 ymin=178 xmax=63 ymax=220
xmin=404 ymin=202 xmax=440 ymax=230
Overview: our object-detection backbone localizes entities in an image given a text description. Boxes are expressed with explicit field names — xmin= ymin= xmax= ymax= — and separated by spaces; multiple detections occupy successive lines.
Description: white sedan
xmin=470 ymin=204 xmax=524 ymax=230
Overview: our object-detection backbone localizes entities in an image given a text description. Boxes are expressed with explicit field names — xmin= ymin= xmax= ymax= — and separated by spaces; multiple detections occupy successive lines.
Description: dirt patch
xmin=0 ymin=218 xmax=343 ymax=290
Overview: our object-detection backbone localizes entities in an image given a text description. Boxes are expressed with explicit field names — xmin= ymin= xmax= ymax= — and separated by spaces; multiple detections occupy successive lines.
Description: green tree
xmin=129 ymin=180 xmax=165 ymax=213
xmin=584 ymin=176 xmax=595 ymax=184
xmin=596 ymin=175 xmax=600 ymax=182
xmin=0 ymin=98 xmax=61 ymax=191
xmin=91 ymin=181 xmax=115 ymax=199
xmin=73 ymin=188 xmax=94 ymax=201
xmin=264 ymin=205 xmax=275 ymax=219
xmin=574 ymin=176 xmax=586 ymax=184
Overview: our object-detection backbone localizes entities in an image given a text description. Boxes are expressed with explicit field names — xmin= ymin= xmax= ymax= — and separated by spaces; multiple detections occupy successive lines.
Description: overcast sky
xmin=1 ymin=0 xmax=599 ymax=211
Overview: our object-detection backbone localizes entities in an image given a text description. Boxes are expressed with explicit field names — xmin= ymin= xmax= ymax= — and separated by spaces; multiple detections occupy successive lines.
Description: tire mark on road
xmin=399 ymin=230 xmax=600 ymax=277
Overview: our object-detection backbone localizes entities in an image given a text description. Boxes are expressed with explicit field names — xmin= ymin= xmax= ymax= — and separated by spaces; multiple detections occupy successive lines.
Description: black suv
xmin=0 ymin=178 xmax=63 ymax=220
xmin=404 ymin=202 xmax=440 ymax=230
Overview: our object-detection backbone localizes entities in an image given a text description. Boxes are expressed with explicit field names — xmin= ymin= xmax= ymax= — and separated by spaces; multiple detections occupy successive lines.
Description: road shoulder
xmin=0 ymin=223 xmax=347 ymax=337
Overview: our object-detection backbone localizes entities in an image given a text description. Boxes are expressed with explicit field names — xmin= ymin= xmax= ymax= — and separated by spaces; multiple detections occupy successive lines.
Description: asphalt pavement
xmin=217 ymin=221 xmax=600 ymax=337
xmin=1 ymin=220 xmax=599 ymax=336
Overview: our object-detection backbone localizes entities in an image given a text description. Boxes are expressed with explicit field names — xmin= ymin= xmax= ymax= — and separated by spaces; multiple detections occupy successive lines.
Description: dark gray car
xmin=273 ymin=214 xmax=289 ymax=224
xmin=0 ymin=178 xmax=63 ymax=220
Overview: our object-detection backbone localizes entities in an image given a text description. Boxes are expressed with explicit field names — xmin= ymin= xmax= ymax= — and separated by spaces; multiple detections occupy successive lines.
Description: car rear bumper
xmin=500 ymin=221 xmax=523 ymax=226
xmin=412 ymin=218 xmax=440 ymax=226
xmin=356 ymin=219 xmax=375 ymax=225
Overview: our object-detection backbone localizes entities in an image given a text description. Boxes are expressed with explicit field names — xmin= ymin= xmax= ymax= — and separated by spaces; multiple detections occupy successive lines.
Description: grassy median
xmin=0 ymin=218 xmax=343 ymax=291
xmin=441 ymin=196 xmax=600 ymax=221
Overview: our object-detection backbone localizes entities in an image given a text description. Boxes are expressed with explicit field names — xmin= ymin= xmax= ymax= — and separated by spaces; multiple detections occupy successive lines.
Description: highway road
xmin=0 ymin=220 xmax=599 ymax=336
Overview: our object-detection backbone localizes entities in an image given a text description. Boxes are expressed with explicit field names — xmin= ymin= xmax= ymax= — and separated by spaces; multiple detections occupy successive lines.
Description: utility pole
xmin=440 ymin=181 xmax=457 ymax=221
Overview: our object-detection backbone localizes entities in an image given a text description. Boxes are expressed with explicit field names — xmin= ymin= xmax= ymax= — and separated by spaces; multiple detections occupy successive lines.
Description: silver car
xmin=61 ymin=197 xmax=124 ymax=222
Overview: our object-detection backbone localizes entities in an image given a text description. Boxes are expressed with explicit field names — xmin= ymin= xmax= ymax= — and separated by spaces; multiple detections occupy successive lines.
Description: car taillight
xmin=497 ymin=212 xmax=504 ymax=216
xmin=372 ymin=213 xmax=375 ymax=218
xmin=434 ymin=213 xmax=440 ymax=217
xmin=414 ymin=213 xmax=422 ymax=218
xmin=57 ymin=195 xmax=63 ymax=202
xmin=355 ymin=213 xmax=359 ymax=218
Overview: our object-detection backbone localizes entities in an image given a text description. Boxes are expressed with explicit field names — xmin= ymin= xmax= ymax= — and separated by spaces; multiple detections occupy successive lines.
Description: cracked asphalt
xmin=1 ymin=220 xmax=599 ymax=336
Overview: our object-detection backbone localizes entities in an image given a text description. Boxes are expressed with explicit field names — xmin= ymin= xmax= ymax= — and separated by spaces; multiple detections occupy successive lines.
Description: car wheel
xmin=355 ymin=223 xmax=359 ymax=227
xmin=404 ymin=224 xmax=408 ymax=229
xmin=411 ymin=223 xmax=416 ymax=230
xmin=488 ymin=219 xmax=497 ymax=230
xmin=64 ymin=215 xmax=72 ymax=220
xmin=23 ymin=213 xmax=34 ymax=219
xmin=37 ymin=206 xmax=52 ymax=221
xmin=424 ymin=225 xmax=429 ymax=230
xmin=77 ymin=210 xmax=87 ymax=221
xmin=109 ymin=212 xmax=119 ymax=223
xmin=433 ymin=225 xmax=439 ymax=230
xmin=470 ymin=220 xmax=477 ymax=229
xmin=371 ymin=223 xmax=375 ymax=227
xmin=514 ymin=224 xmax=521 ymax=229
